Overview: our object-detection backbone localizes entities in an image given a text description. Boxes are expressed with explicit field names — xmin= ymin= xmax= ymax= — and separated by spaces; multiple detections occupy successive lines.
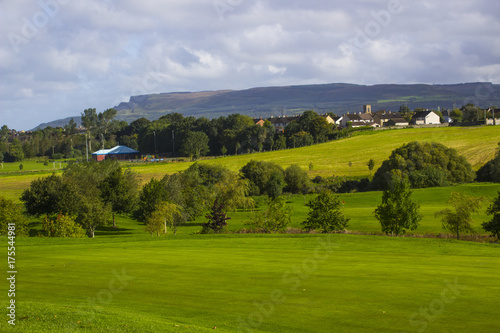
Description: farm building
xmin=92 ymin=145 xmax=140 ymax=162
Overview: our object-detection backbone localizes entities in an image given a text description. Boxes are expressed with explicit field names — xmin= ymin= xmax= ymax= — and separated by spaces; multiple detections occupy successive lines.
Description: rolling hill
xmin=113 ymin=82 xmax=500 ymax=123
xmin=32 ymin=82 xmax=500 ymax=130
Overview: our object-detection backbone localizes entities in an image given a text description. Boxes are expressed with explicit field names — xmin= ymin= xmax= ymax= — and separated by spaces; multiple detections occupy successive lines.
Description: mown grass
xmin=1 ymin=232 xmax=499 ymax=332
xmin=0 ymin=161 xmax=65 ymax=174
xmin=3 ymin=182 xmax=500 ymax=332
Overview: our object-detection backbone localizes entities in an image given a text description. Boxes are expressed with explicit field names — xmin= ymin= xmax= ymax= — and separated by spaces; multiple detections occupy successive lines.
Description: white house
xmin=411 ymin=111 xmax=441 ymax=125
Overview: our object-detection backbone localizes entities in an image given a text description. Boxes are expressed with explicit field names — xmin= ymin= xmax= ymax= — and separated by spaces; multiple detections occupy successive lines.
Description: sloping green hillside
xmin=129 ymin=126 xmax=500 ymax=181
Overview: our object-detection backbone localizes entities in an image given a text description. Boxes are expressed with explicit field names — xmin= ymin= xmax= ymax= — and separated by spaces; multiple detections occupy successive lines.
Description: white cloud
xmin=0 ymin=0 xmax=499 ymax=130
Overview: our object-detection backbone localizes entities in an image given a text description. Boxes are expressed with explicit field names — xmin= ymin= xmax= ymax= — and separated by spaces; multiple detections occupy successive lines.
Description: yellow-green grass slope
xmin=1 ymin=126 xmax=499 ymax=200
xmin=128 ymin=126 xmax=500 ymax=182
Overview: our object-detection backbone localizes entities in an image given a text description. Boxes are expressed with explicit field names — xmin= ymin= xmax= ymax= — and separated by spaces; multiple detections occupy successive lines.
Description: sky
xmin=1 ymin=0 xmax=499 ymax=130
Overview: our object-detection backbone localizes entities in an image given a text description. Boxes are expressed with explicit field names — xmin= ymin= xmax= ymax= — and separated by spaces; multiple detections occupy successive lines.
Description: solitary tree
xmin=367 ymin=159 xmax=375 ymax=178
xmin=203 ymin=199 xmax=230 ymax=234
xmin=483 ymin=192 xmax=500 ymax=241
xmin=302 ymin=191 xmax=349 ymax=233
xmin=145 ymin=202 xmax=183 ymax=236
xmin=435 ymin=192 xmax=483 ymax=240
xmin=374 ymin=172 xmax=422 ymax=236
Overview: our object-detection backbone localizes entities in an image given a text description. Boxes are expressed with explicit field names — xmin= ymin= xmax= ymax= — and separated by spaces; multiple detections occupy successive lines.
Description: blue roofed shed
xmin=92 ymin=145 xmax=140 ymax=161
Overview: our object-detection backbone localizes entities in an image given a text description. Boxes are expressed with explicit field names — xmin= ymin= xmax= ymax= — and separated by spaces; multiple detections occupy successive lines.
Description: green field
xmin=2 ymin=126 xmax=500 ymax=332
xmin=2 ymin=228 xmax=499 ymax=332
xmin=1 ymin=126 xmax=500 ymax=195
xmin=125 ymin=126 xmax=500 ymax=183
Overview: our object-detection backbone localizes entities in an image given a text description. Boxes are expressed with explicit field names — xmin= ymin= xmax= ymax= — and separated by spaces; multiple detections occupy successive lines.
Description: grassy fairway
xmin=1 ymin=232 xmax=499 ymax=332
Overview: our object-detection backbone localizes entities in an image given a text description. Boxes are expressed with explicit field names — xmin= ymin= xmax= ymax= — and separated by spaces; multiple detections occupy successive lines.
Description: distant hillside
xmin=114 ymin=82 xmax=500 ymax=123
xmin=31 ymin=116 xmax=81 ymax=131
xmin=33 ymin=82 xmax=500 ymax=129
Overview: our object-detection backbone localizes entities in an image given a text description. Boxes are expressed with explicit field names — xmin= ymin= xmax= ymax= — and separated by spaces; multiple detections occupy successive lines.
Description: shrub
xmin=0 ymin=196 xmax=28 ymax=236
xmin=302 ymin=190 xmax=349 ymax=233
xmin=372 ymin=141 xmax=475 ymax=190
xmin=41 ymin=214 xmax=85 ymax=238
xmin=245 ymin=197 xmax=292 ymax=233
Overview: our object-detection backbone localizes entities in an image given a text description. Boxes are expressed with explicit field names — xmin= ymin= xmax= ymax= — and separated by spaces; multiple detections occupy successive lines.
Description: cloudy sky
xmin=1 ymin=0 xmax=499 ymax=130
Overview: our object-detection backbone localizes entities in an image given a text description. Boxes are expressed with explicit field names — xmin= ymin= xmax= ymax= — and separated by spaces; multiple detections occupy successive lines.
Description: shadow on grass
xmin=95 ymin=226 xmax=135 ymax=236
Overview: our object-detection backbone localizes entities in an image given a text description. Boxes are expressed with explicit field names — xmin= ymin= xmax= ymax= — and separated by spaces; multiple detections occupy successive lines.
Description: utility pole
xmin=153 ymin=131 xmax=157 ymax=155
xmin=172 ymin=130 xmax=175 ymax=157
xmin=85 ymin=134 xmax=88 ymax=162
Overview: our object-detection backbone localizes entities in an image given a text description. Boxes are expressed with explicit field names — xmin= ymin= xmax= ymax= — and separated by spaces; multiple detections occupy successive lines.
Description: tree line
xmin=3 ymin=140 xmax=500 ymax=240
xmin=0 ymin=109 xmax=340 ymax=162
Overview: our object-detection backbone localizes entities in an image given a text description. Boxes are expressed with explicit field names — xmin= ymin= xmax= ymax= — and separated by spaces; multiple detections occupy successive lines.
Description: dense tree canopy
xmin=240 ymin=160 xmax=285 ymax=196
xmin=21 ymin=160 xmax=138 ymax=237
xmin=372 ymin=141 xmax=476 ymax=190
xmin=135 ymin=163 xmax=251 ymax=224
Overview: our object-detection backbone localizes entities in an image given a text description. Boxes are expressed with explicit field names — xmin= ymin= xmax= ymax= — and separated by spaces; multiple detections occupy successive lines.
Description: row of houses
xmin=339 ymin=110 xmax=442 ymax=128
xmin=254 ymin=106 xmax=443 ymax=132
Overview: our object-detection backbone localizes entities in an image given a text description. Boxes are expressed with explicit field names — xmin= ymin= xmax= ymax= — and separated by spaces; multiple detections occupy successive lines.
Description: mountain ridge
xmin=32 ymin=82 xmax=500 ymax=130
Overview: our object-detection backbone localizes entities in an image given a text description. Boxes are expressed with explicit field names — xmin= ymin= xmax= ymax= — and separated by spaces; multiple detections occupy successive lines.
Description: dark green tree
xmin=477 ymin=143 xmax=500 ymax=183
xmin=302 ymin=191 xmax=349 ymax=233
xmin=483 ymin=192 xmax=500 ymax=240
xmin=372 ymin=141 xmax=475 ymax=190
xmin=21 ymin=174 xmax=75 ymax=216
xmin=374 ymin=172 xmax=422 ymax=236
xmin=203 ymin=199 xmax=230 ymax=234
xmin=181 ymin=131 xmax=210 ymax=160
xmin=265 ymin=171 xmax=285 ymax=198
xmin=367 ymin=159 xmax=375 ymax=178
xmin=134 ymin=178 xmax=168 ymax=222
xmin=241 ymin=160 xmax=285 ymax=196
xmin=99 ymin=164 xmax=139 ymax=227
xmin=6 ymin=139 xmax=24 ymax=162
xmin=284 ymin=164 xmax=311 ymax=194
